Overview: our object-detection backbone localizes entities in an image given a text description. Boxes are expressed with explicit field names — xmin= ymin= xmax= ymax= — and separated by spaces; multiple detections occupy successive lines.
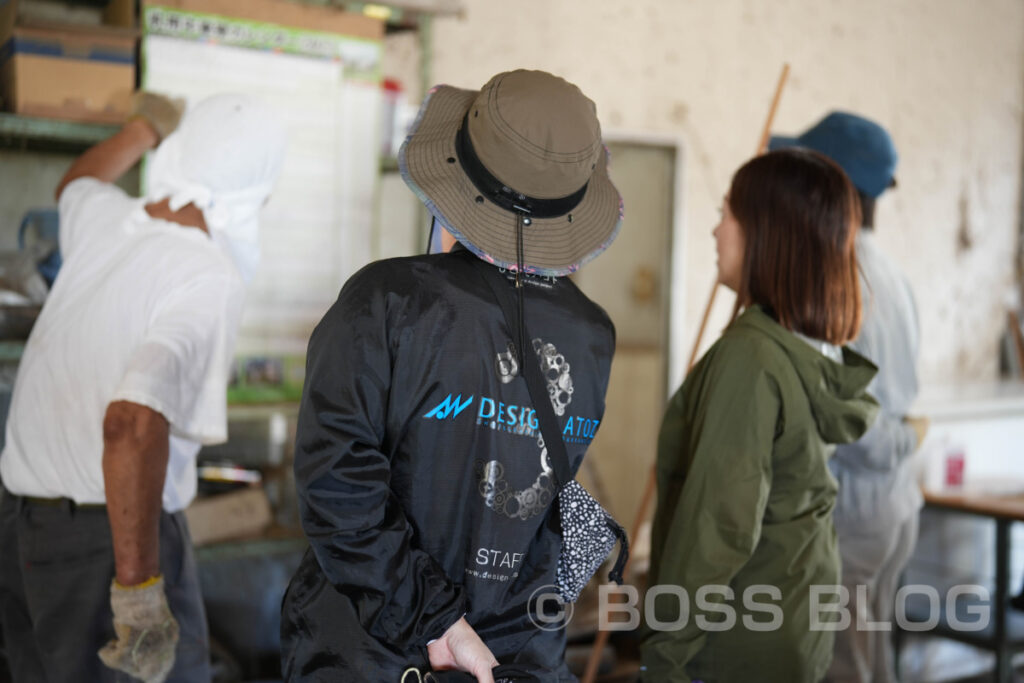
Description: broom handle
xmin=756 ymin=63 xmax=791 ymax=156
xmin=686 ymin=281 xmax=720 ymax=371
xmin=686 ymin=63 xmax=790 ymax=368
xmin=580 ymin=62 xmax=790 ymax=683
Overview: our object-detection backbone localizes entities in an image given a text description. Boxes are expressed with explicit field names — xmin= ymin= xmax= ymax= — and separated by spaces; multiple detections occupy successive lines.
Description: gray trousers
xmin=824 ymin=513 xmax=920 ymax=683
xmin=0 ymin=488 xmax=210 ymax=682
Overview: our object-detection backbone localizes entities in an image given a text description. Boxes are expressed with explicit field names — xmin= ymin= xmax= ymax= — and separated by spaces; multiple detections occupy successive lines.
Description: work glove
xmin=904 ymin=415 xmax=930 ymax=450
xmin=130 ymin=92 xmax=186 ymax=142
xmin=98 ymin=575 xmax=179 ymax=683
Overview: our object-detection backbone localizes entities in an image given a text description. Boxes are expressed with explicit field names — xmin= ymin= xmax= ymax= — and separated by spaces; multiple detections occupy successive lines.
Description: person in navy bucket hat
xmin=772 ymin=112 xmax=928 ymax=683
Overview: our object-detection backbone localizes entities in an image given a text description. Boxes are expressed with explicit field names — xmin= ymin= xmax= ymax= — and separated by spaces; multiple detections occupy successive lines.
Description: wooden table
xmin=899 ymin=488 xmax=1024 ymax=682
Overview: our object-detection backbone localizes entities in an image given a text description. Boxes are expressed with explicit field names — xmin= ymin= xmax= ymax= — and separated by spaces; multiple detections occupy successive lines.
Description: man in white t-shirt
xmin=0 ymin=93 xmax=286 ymax=683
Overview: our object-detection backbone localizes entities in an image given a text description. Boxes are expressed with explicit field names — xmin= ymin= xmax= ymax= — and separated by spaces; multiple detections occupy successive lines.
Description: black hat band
xmin=455 ymin=114 xmax=588 ymax=219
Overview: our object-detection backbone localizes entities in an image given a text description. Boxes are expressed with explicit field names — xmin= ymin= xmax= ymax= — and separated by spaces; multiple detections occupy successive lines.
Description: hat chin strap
xmin=514 ymin=211 xmax=527 ymax=380
xmin=455 ymin=114 xmax=588 ymax=219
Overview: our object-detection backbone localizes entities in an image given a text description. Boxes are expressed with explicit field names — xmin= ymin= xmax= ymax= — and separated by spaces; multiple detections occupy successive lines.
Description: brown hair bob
xmin=728 ymin=148 xmax=862 ymax=345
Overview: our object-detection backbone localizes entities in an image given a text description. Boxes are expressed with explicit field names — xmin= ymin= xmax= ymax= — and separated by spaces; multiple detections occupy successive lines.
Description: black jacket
xmin=281 ymin=248 xmax=615 ymax=681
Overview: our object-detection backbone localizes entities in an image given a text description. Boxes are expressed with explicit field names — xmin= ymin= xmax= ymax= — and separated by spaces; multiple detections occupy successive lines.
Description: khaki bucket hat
xmin=399 ymin=69 xmax=623 ymax=277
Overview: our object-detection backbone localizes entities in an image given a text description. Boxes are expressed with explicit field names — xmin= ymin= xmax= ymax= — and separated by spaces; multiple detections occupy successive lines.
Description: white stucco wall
xmin=419 ymin=0 xmax=1024 ymax=389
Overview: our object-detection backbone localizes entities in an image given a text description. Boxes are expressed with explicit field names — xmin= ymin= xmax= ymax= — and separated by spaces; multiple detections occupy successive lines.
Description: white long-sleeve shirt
xmin=830 ymin=229 xmax=922 ymax=530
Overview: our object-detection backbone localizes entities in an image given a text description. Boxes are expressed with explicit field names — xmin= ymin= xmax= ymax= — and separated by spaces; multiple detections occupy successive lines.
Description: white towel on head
xmin=145 ymin=93 xmax=288 ymax=282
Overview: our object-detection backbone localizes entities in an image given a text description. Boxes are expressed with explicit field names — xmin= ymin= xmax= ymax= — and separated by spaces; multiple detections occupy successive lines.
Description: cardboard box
xmin=184 ymin=487 xmax=273 ymax=547
xmin=104 ymin=0 xmax=136 ymax=29
xmin=0 ymin=17 xmax=136 ymax=123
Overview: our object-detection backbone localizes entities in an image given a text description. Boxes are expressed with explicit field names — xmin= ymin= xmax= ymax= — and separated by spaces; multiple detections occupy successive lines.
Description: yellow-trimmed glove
xmin=130 ymin=92 xmax=186 ymax=142
xmin=98 ymin=575 xmax=179 ymax=683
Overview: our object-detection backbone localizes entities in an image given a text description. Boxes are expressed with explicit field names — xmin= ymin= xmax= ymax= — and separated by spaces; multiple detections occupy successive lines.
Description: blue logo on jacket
xmin=423 ymin=394 xmax=475 ymax=420
xmin=423 ymin=391 xmax=599 ymax=445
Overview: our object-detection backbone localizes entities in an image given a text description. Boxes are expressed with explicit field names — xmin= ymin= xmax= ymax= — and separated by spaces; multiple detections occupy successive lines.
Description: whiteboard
xmin=143 ymin=34 xmax=381 ymax=355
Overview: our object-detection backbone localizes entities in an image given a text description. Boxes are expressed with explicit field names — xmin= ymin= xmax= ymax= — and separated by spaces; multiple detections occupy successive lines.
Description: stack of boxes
xmin=0 ymin=0 xmax=136 ymax=124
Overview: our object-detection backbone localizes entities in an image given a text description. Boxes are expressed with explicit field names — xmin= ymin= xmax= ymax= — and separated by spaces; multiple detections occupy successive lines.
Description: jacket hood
xmin=733 ymin=306 xmax=879 ymax=444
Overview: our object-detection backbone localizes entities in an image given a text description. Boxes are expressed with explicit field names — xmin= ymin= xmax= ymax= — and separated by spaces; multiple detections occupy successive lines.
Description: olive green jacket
xmin=641 ymin=306 xmax=878 ymax=683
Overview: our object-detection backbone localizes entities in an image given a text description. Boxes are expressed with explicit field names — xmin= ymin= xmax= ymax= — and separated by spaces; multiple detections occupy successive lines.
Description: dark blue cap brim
xmin=768 ymin=135 xmax=800 ymax=151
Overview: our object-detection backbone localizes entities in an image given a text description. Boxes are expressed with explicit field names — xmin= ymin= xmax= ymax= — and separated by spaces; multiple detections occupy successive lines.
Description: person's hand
xmin=130 ymin=92 xmax=186 ymax=143
xmin=904 ymin=415 xmax=930 ymax=450
xmin=427 ymin=617 xmax=499 ymax=683
xmin=98 ymin=575 xmax=179 ymax=683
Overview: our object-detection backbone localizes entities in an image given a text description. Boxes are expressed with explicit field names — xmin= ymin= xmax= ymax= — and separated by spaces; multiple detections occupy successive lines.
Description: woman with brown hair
xmin=641 ymin=148 xmax=880 ymax=683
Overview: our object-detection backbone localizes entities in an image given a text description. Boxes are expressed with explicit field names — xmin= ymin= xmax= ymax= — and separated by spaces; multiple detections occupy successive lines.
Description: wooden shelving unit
xmin=293 ymin=0 xmax=460 ymax=32
xmin=0 ymin=113 xmax=117 ymax=152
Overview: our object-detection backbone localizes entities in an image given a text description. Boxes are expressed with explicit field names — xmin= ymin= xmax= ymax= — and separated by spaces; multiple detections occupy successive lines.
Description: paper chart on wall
xmin=142 ymin=32 xmax=380 ymax=356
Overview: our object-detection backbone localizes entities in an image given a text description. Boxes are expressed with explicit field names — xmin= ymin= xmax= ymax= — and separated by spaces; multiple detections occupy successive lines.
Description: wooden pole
xmin=756 ymin=63 xmax=791 ymax=156
xmin=686 ymin=280 xmax=720 ymax=371
xmin=580 ymin=62 xmax=791 ymax=683
xmin=686 ymin=63 xmax=790 ymax=369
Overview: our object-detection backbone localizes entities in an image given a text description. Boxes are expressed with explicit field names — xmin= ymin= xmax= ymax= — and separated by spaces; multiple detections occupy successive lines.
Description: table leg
xmin=995 ymin=518 xmax=1010 ymax=683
